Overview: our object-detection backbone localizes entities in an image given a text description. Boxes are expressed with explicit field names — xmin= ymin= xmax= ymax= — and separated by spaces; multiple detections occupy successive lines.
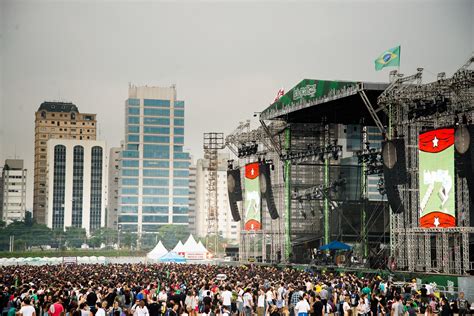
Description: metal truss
xmin=380 ymin=52 xmax=474 ymax=275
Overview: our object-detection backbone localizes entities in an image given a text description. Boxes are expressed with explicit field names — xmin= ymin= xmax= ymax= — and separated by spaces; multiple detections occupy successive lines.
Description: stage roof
xmin=260 ymin=79 xmax=389 ymax=126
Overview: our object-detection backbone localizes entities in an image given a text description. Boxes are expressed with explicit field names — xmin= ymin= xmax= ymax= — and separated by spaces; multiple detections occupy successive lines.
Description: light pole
xmin=117 ymin=224 xmax=122 ymax=249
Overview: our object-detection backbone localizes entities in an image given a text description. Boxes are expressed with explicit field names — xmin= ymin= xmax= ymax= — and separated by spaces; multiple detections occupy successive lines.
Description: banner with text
xmin=244 ymin=163 xmax=261 ymax=230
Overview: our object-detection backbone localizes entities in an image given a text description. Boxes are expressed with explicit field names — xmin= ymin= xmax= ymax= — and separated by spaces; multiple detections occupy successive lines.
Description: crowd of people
xmin=0 ymin=263 xmax=472 ymax=316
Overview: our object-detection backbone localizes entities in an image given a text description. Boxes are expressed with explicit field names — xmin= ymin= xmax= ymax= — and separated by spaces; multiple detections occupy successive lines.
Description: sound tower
xmin=259 ymin=163 xmax=279 ymax=219
xmin=382 ymin=139 xmax=408 ymax=214
xmin=227 ymin=168 xmax=243 ymax=221
xmin=455 ymin=124 xmax=474 ymax=223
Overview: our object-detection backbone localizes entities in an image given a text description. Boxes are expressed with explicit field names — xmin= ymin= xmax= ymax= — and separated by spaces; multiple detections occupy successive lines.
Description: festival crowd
xmin=0 ymin=264 xmax=472 ymax=316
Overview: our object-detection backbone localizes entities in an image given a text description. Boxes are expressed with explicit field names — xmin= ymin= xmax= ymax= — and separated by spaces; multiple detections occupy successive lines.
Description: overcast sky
xmin=0 ymin=0 xmax=473 ymax=209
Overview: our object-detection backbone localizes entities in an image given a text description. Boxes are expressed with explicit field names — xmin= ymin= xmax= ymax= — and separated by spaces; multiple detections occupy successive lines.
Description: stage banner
xmin=244 ymin=162 xmax=261 ymax=230
xmin=419 ymin=128 xmax=456 ymax=228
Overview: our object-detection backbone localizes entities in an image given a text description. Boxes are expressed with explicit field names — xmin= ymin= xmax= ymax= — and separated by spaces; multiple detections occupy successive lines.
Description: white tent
xmin=172 ymin=240 xmax=185 ymax=253
xmin=147 ymin=241 xmax=168 ymax=260
xmin=182 ymin=235 xmax=198 ymax=252
xmin=196 ymin=241 xmax=209 ymax=254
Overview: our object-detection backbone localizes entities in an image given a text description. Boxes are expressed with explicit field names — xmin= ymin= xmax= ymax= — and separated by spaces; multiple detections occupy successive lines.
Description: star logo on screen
xmin=432 ymin=136 xmax=439 ymax=148
xmin=434 ymin=217 xmax=440 ymax=227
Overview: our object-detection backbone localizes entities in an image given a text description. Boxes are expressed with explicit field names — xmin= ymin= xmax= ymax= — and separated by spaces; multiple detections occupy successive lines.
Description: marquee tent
xmin=147 ymin=241 xmax=168 ymax=260
xmin=158 ymin=252 xmax=186 ymax=263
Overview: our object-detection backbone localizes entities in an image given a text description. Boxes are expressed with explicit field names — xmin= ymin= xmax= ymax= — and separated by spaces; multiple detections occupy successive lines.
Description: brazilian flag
xmin=374 ymin=45 xmax=401 ymax=71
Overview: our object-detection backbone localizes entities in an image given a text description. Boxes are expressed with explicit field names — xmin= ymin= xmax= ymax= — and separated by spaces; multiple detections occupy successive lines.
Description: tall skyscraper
xmin=107 ymin=147 xmax=122 ymax=228
xmin=46 ymin=139 xmax=107 ymax=234
xmin=119 ymin=85 xmax=190 ymax=236
xmin=195 ymin=153 xmax=240 ymax=244
xmin=34 ymin=102 xmax=97 ymax=224
xmin=0 ymin=159 xmax=27 ymax=224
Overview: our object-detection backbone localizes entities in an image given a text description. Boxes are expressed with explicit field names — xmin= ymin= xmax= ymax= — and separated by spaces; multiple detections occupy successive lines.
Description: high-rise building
xmin=34 ymin=102 xmax=97 ymax=224
xmin=46 ymin=139 xmax=106 ymax=234
xmin=188 ymin=162 xmax=197 ymax=234
xmin=195 ymin=153 xmax=240 ymax=244
xmin=107 ymin=147 xmax=122 ymax=228
xmin=119 ymin=85 xmax=190 ymax=236
xmin=0 ymin=159 xmax=27 ymax=224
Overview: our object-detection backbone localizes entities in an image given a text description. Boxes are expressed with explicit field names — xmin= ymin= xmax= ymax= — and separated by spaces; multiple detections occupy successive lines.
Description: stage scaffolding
xmin=378 ymin=53 xmax=474 ymax=274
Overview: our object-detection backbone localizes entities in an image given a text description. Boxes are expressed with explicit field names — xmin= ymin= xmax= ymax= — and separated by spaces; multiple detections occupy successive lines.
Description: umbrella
xmin=319 ymin=240 xmax=352 ymax=251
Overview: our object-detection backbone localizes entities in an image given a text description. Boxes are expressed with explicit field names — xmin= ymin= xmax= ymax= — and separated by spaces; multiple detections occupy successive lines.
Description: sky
xmin=0 ymin=0 xmax=473 ymax=210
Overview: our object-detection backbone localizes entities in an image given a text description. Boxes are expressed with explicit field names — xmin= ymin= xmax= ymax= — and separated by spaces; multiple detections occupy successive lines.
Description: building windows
xmin=127 ymin=135 xmax=139 ymax=142
xmin=122 ymin=169 xmax=139 ymax=177
xmin=52 ymin=145 xmax=66 ymax=229
xmin=128 ymin=126 xmax=140 ymax=133
xmin=128 ymin=116 xmax=140 ymax=124
xmin=143 ymin=126 xmax=169 ymax=135
xmin=143 ymin=169 xmax=168 ymax=177
xmin=174 ymin=118 xmax=184 ymax=126
xmin=142 ymin=206 xmax=168 ymax=213
xmin=144 ymin=99 xmax=170 ymax=107
xmin=173 ymin=188 xmax=189 ymax=196
xmin=174 ymin=101 xmax=184 ymax=108
xmin=72 ymin=145 xmax=84 ymax=228
xmin=121 ymin=187 xmax=138 ymax=195
xmin=121 ymin=196 xmax=138 ymax=204
xmin=174 ymin=109 xmax=184 ymax=117
xmin=143 ymin=178 xmax=168 ymax=186
xmin=172 ymin=206 xmax=188 ymax=214
xmin=143 ymin=215 xmax=168 ymax=223
xmin=174 ymin=127 xmax=184 ymax=135
xmin=173 ymin=197 xmax=188 ymax=205
xmin=90 ymin=146 xmax=103 ymax=231
xmin=122 ymin=160 xmax=139 ymax=168
xmin=143 ymin=187 xmax=169 ymax=195
xmin=123 ymin=150 xmax=139 ymax=158
xmin=121 ymin=206 xmax=138 ymax=213
xmin=144 ymin=108 xmax=170 ymax=116
xmin=143 ymin=196 xmax=169 ymax=204
xmin=173 ymin=179 xmax=189 ymax=187
xmin=173 ymin=170 xmax=188 ymax=178
xmin=173 ymin=136 xmax=184 ymax=144
xmin=173 ymin=161 xmax=189 ymax=169
xmin=128 ymin=98 xmax=140 ymax=106
xmin=174 ymin=152 xmax=189 ymax=160
xmin=172 ymin=215 xmax=188 ymax=223
xmin=143 ymin=160 xmax=169 ymax=168
xmin=118 ymin=215 xmax=138 ymax=223
xmin=144 ymin=117 xmax=170 ymax=126
xmin=128 ymin=108 xmax=140 ymax=115
xmin=143 ymin=144 xmax=169 ymax=159
xmin=144 ymin=135 xmax=170 ymax=143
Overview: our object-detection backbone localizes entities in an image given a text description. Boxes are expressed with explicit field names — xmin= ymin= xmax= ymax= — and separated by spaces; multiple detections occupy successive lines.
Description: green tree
xmin=64 ymin=227 xmax=87 ymax=248
xmin=0 ymin=220 xmax=53 ymax=251
xmin=157 ymin=224 xmax=189 ymax=250
xmin=88 ymin=227 xmax=118 ymax=248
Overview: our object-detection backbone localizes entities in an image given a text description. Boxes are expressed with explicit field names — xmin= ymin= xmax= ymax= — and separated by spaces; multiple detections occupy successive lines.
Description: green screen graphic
xmin=244 ymin=163 xmax=261 ymax=230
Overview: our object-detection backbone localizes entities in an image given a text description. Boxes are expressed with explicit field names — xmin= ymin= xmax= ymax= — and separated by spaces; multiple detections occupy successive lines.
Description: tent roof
xmin=319 ymin=240 xmax=352 ymax=251
xmin=147 ymin=241 xmax=168 ymax=260
xmin=196 ymin=241 xmax=209 ymax=253
xmin=172 ymin=240 xmax=185 ymax=253
xmin=182 ymin=235 xmax=198 ymax=252
xmin=158 ymin=252 xmax=186 ymax=263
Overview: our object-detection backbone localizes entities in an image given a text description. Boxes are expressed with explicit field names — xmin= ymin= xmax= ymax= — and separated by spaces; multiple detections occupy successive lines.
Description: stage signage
xmin=418 ymin=128 xmax=456 ymax=228
xmin=244 ymin=163 xmax=261 ymax=230
xmin=261 ymin=79 xmax=357 ymax=119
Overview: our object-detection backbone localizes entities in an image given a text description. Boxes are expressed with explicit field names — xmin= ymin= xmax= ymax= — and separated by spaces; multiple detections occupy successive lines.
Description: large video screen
xmin=419 ymin=128 xmax=456 ymax=228
xmin=244 ymin=162 xmax=261 ymax=230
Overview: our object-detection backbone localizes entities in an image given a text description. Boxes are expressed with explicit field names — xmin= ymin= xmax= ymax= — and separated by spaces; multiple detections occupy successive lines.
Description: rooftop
xmin=38 ymin=101 xmax=79 ymax=113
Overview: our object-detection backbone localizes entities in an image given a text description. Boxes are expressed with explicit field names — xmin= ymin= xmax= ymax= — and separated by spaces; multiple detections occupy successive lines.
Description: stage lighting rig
xmin=356 ymin=147 xmax=383 ymax=175
xmin=377 ymin=177 xmax=386 ymax=195
xmin=281 ymin=141 xmax=342 ymax=164
xmin=237 ymin=141 xmax=259 ymax=158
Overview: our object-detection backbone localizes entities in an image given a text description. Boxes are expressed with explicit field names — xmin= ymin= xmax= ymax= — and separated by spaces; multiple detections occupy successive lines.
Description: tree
xmin=0 ymin=220 xmax=53 ymax=251
xmin=88 ymin=227 xmax=118 ymax=248
xmin=63 ymin=226 xmax=87 ymax=248
xmin=157 ymin=225 xmax=190 ymax=250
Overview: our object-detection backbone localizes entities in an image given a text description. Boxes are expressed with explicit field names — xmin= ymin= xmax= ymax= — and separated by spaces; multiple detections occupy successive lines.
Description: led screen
xmin=244 ymin=162 xmax=261 ymax=230
xmin=419 ymin=128 xmax=456 ymax=228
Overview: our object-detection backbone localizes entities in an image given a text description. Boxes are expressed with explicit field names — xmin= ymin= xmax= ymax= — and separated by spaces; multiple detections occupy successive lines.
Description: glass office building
xmin=119 ymin=85 xmax=190 ymax=235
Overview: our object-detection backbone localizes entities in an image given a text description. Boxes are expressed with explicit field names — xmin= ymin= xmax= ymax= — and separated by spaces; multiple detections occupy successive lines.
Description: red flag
xmin=273 ymin=88 xmax=284 ymax=103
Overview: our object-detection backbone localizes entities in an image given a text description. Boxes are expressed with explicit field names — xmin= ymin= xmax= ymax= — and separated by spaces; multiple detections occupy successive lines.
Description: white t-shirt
xmin=343 ymin=302 xmax=351 ymax=314
xmin=258 ymin=295 xmax=265 ymax=308
xmin=222 ymin=291 xmax=232 ymax=306
xmin=133 ymin=306 xmax=149 ymax=316
xmin=266 ymin=290 xmax=274 ymax=302
xmin=295 ymin=300 xmax=310 ymax=314
xmin=96 ymin=308 xmax=106 ymax=316
xmin=237 ymin=289 xmax=244 ymax=303
xmin=243 ymin=293 xmax=253 ymax=308
xmin=20 ymin=305 xmax=36 ymax=316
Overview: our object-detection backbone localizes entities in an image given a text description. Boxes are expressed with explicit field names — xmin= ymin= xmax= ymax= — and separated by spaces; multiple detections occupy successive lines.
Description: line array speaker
xmin=227 ymin=168 xmax=243 ymax=222
xmin=259 ymin=163 xmax=279 ymax=219
xmin=382 ymin=139 xmax=407 ymax=214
